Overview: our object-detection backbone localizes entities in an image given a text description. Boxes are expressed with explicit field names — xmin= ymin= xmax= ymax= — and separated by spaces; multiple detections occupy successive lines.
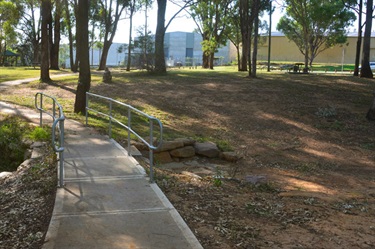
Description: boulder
xmin=220 ymin=151 xmax=241 ymax=162
xmin=131 ymin=141 xmax=148 ymax=151
xmin=154 ymin=151 xmax=173 ymax=164
xmin=174 ymin=138 xmax=196 ymax=146
xmin=170 ymin=146 xmax=195 ymax=158
xmin=194 ymin=142 xmax=220 ymax=158
xmin=31 ymin=147 xmax=44 ymax=159
xmin=102 ymin=67 xmax=112 ymax=83
xmin=155 ymin=140 xmax=184 ymax=153
xmin=0 ymin=172 xmax=12 ymax=179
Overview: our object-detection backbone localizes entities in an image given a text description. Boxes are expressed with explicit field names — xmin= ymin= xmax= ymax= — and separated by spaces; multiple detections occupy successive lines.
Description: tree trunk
xmin=126 ymin=5 xmax=134 ymax=71
xmin=239 ymin=0 xmax=248 ymax=71
xmin=367 ymin=90 xmax=375 ymax=120
xmin=236 ymin=45 xmax=241 ymax=71
xmin=30 ymin=5 xmax=40 ymax=65
xmin=209 ymin=53 xmax=214 ymax=69
xmin=360 ymin=0 xmax=373 ymax=78
xmin=154 ymin=0 xmax=167 ymax=74
xmin=74 ymin=0 xmax=91 ymax=114
xmin=202 ymin=53 xmax=209 ymax=68
xmin=63 ymin=0 xmax=76 ymax=71
xmin=40 ymin=0 xmax=51 ymax=82
xmin=251 ymin=0 xmax=259 ymax=78
xmin=353 ymin=0 xmax=362 ymax=76
xmin=99 ymin=40 xmax=112 ymax=70
xmin=50 ymin=0 xmax=61 ymax=70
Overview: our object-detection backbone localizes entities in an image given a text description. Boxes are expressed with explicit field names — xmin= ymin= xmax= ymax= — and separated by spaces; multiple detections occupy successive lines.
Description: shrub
xmin=0 ymin=116 xmax=28 ymax=172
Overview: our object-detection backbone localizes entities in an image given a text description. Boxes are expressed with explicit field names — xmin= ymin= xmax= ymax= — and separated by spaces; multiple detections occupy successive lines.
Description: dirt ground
xmin=1 ymin=69 xmax=375 ymax=248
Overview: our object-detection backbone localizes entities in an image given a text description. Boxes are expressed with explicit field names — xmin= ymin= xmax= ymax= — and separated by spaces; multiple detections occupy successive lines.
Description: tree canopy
xmin=0 ymin=0 xmax=20 ymax=65
xmin=277 ymin=0 xmax=355 ymax=70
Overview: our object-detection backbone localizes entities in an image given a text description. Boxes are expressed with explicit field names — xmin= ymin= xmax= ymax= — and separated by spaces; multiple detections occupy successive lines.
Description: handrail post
xmin=109 ymin=101 xmax=112 ymax=138
xmin=85 ymin=92 xmax=89 ymax=126
xmin=127 ymin=108 xmax=131 ymax=156
xmin=39 ymin=94 xmax=43 ymax=127
xmin=59 ymin=118 xmax=65 ymax=187
xmin=53 ymin=101 xmax=56 ymax=120
xmin=149 ymin=120 xmax=154 ymax=183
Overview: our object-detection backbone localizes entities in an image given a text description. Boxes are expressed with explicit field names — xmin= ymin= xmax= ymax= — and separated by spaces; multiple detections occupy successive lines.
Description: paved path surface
xmin=0 ymin=73 xmax=76 ymax=91
xmin=0 ymin=81 xmax=203 ymax=249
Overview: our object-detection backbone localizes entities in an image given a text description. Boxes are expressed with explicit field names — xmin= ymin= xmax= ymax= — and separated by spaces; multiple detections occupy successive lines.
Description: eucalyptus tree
xmin=0 ymin=0 xmax=20 ymax=65
xmin=238 ymin=0 xmax=252 ymax=71
xmin=190 ymin=0 xmax=232 ymax=69
xmin=277 ymin=0 xmax=355 ymax=71
xmin=126 ymin=0 xmax=151 ymax=71
xmin=40 ymin=0 xmax=52 ymax=81
xmin=17 ymin=0 xmax=41 ymax=65
xmin=154 ymin=0 xmax=194 ymax=73
xmin=97 ymin=0 xmax=130 ymax=70
xmin=360 ymin=0 xmax=373 ymax=79
xmin=88 ymin=0 xmax=103 ymax=67
xmin=134 ymin=25 xmax=154 ymax=69
xmin=50 ymin=0 xmax=63 ymax=69
xmin=63 ymin=0 xmax=76 ymax=71
xmin=74 ymin=0 xmax=91 ymax=114
xmin=364 ymin=0 xmax=375 ymax=120
xmin=224 ymin=0 xmax=267 ymax=74
xmin=224 ymin=1 xmax=241 ymax=70
xmin=343 ymin=0 xmax=363 ymax=76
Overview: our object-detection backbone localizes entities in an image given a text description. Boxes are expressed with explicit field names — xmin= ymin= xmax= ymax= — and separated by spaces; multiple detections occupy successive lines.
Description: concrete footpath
xmin=0 ymin=101 xmax=203 ymax=249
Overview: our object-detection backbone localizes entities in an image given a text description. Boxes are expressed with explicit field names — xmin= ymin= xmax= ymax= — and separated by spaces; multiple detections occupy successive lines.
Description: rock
xmin=220 ymin=152 xmax=241 ymax=162
xmin=131 ymin=141 xmax=148 ymax=151
xmin=244 ymin=175 xmax=267 ymax=185
xmin=174 ymin=138 xmax=196 ymax=146
xmin=17 ymin=159 xmax=33 ymax=171
xmin=31 ymin=141 xmax=45 ymax=148
xmin=24 ymin=149 xmax=32 ymax=160
xmin=154 ymin=151 xmax=174 ymax=164
xmin=155 ymin=140 xmax=184 ymax=152
xmin=129 ymin=145 xmax=142 ymax=157
xmin=102 ymin=67 xmax=112 ymax=83
xmin=0 ymin=172 xmax=12 ymax=179
xmin=31 ymin=148 xmax=44 ymax=159
xmin=22 ymin=139 xmax=33 ymax=147
xmin=170 ymin=146 xmax=196 ymax=158
xmin=194 ymin=142 xmax=220 ymax=158
xmin=181 ymin=171 xmax=202 ymax=179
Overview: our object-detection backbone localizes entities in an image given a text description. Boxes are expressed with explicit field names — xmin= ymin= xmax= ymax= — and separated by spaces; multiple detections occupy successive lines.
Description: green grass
xmin=0 ymin=67 xmax=69 ymax=83
xmin=257 ymin=61 xmax=356 ymax=72
xmin=311 ymin=63 xmax=356 ymax=72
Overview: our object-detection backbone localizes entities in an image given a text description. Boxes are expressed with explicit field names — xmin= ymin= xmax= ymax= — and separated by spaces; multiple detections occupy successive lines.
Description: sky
xmin=113 ymin=2 xmax=284 ymax=43
xmin=112 ymin=1 xmax=365 ymax=44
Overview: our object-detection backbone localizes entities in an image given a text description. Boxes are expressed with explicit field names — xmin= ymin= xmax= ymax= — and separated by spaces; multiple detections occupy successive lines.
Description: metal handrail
xmin=85 ymin=92 xmax=163 ymax=183
xmin=35 ymin=92 xmax=65 ymax=187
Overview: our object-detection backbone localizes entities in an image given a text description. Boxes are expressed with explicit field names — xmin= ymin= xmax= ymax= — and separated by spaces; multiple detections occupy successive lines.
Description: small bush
xmin=315 ymin=106 xmax=337 ymax=118
xmin=28 ymin=126 xmax=50 ymax=141
xmin=0 ymin=116 xmax=29 ymax=172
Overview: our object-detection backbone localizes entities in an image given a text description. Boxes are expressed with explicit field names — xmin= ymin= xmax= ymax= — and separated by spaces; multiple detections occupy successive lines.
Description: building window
xmin=186 ymin=48 xmax=193 ymax=58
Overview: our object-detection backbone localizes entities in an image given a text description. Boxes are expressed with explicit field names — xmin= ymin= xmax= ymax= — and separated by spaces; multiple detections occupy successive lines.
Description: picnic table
xmin=292 ymin=63 xmax=304 ymax=73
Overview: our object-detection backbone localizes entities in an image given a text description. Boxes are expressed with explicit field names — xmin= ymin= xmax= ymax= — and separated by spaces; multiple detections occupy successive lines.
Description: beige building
xmin=257 ymin=32 xmax=375 ymax=64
